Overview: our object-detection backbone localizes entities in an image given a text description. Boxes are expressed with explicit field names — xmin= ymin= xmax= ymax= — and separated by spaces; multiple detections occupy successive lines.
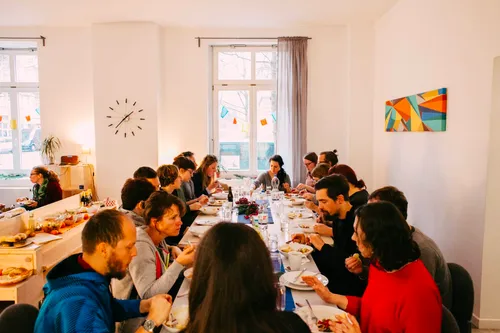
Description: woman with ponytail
xmin=24 ymin=166 xmax=63 ymax=208
xmin=253 ymin=155 xmax=291 ymax=193
xmin=328 ymin=164 xmax=368 ymax=208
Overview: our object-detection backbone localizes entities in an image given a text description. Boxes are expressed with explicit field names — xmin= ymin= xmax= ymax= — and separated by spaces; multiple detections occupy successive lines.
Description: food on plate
xmin=290 ymin=198 xmax=296 ymax=202
xmin=1 ymin=267 xmax=29 ymax=278
xmin=0 ymin=232 xmax=28 ymax=244
xmin=298 ymin=213 xmax=303 ymax=218
xmin=298 ymin=224 xmax=311 ymax=229
xmin=280 ymin=245 xmax=309 ymax=254
xmin=298 ymin=247 xmax=310 ymax=254
xmin=288 ymin=213 xmax=296 ymax=219
xmin=316 ymin=318 xmax=333 ymax=332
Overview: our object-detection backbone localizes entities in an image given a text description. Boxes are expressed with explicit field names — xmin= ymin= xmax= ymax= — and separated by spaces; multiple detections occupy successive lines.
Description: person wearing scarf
xmin=26 ymin=166 xmax=63 ymax=209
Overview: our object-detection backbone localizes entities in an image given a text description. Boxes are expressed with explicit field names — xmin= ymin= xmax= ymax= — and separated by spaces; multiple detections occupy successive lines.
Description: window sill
xmin=0 ymin=177 xmax=31 ymax=188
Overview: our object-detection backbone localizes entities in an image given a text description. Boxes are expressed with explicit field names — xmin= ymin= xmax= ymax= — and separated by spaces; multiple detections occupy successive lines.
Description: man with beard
xmin=35 ymin=209 xmax=173 ymax=333
xmin=293 ymin=175 xmax=366 ymax=296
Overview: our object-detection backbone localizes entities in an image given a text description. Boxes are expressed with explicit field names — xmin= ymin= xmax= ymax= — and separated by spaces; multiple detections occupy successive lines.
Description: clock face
xmin=106 ymin=98 xmax=145 ymax=138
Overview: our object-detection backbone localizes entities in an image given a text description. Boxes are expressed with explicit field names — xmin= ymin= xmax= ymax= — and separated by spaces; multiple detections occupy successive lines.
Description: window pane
xmin=0 ymin=55 xmax=10 ymax=82
xmin=0 ymin=93 xmax=13 ymax=170
xmin=218 ymin=90 xmax=250 ymax=171
xmin=16 ymin=55 xmax=39 ymax=82
xmin=256 ymin=90 xmax=276 ymax=171
xmin=18 ymin=92 xmax=42 ymax=169
xmin=218 ymin=52 xmax=251 ymax=80
xmin=256 ymin=52 xmax=277 ymax=80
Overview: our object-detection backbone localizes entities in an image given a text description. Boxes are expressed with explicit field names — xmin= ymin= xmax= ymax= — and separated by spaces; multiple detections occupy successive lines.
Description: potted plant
xmin=41 ymin=135 xmax=62 ymax=165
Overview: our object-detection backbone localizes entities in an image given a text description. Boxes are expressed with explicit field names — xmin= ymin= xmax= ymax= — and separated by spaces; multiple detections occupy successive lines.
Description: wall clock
xmin=106 ymin=98 xmax=145 ymax=138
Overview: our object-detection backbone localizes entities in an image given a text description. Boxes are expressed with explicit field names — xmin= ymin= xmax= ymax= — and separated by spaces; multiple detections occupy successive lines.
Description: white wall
xmin=159 ymin=26 xmax=350 ymax=167
xmin=0 ymin=27 xmax=95 ymax=164
xmin=92 ymin=23 xmax=161 ymax=199
xmin=373 ymin=0 xmax=500 ymax=325
xmin=481 ymin=57 xmax=500 ymax=326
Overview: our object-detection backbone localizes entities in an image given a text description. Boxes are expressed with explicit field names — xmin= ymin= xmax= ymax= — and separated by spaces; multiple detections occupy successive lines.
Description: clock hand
xmin=115 ymin=111 xmax=134 ymax=129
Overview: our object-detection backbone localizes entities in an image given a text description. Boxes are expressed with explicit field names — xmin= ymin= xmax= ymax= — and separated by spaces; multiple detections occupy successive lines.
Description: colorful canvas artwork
xmin=385 ymin=88 xmax=447 ymax=132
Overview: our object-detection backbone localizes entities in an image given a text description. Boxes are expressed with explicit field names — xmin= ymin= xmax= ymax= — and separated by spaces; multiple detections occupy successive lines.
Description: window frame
xmin=210 ymin=45 xmax=277 ymax=177
xmin=0 ymin=49 xmax=40 ymax=174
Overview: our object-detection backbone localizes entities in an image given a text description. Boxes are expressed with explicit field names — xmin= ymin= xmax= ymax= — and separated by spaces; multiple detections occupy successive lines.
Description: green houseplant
xmin=41 ymin=135 xmax=62 ymax=165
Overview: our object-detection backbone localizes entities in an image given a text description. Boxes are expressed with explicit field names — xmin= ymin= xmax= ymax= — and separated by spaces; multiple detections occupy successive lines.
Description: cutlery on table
xmin=305 ymin=299 xmax=318 ymax=324
xmin=293 ymin=268 xmax=307 ymax=283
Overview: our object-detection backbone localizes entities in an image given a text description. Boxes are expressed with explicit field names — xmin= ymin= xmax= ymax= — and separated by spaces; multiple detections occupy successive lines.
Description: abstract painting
xmin=385 ymin=88 xmax=447 ymax=132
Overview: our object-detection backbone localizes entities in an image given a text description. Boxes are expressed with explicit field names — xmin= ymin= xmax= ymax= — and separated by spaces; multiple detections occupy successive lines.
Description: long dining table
xmin=171 ymin=194 xmax=334 ymax=317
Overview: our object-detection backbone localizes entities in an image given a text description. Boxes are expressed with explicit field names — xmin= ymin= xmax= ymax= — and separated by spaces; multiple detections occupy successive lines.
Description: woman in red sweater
xmin=27 ymin=166 xmax=63 ymax=208
xmin=303 ymin=201 xmax=442 ymax=333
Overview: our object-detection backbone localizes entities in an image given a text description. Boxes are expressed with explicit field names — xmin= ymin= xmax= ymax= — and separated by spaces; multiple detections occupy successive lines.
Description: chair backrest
xmin=448 ymin=263 xmax=474 ymax=333
xmin=442 ymin=305 xmax=460 ymax=333
xmin=0 ymin=303 xmax=39 ymax=333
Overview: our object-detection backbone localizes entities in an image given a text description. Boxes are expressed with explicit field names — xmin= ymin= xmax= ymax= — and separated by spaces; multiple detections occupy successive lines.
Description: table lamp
xmin=81 ymin=145 xmax=91 ymax=164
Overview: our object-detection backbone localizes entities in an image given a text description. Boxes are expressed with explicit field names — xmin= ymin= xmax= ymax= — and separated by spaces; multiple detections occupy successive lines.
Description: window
xmin=0 ymin=46 xmax=41 ymax=173
xmin=211 ymin=46 xmax=277 ymax=175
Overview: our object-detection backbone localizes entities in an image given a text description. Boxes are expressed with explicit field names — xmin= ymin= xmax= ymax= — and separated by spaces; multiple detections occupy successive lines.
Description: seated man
xmin=35 ymin=210 xmax=172 ymax=333
xmin=133 ymin=166 xmax=160 ymax=190
xmin=346 ymin=186 xmax=452 ymax=309
xmin=120 ymin=178 xmax=157 ymax=227
xmin=293 ymin=175 xmax=366 ymax=296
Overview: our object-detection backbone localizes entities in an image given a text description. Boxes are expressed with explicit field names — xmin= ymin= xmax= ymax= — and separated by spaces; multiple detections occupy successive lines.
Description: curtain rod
xmin=195 ymin=36 xmax=311 ymax=47
xmin=0 ymin=36 xmax=46 ymax=46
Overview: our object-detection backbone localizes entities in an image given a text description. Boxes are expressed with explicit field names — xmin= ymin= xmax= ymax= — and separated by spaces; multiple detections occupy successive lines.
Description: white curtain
xmin=276 ymin=37 xmax=309 ymax=186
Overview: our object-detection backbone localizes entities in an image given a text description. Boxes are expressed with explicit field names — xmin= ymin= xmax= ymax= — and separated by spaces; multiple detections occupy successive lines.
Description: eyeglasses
xmin=304 ymin=162 xmax=313 ymax=167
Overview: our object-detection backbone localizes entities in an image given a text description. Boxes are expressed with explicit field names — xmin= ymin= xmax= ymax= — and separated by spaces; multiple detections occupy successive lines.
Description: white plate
xmin=287 ymin=198 xmax=306 ymax=206
xmin=208 ymin=200 xmax=225 ymax=207
xmin=199 ymin=206 xmax=220 ymax=215
xmin=189 ymin=225 xmax=211 ymax=238
xmin=183 ymin=267 xmax=193 ymax=282
xmin=279 ymin=243 xmax=313 ymax=257
xmin=0 ymin=239 xmax=33 ymax=249
xmin=279 ymin=272 xmax=328 ymax=291
xmin=296 ymin=222 xmax=318 ymax=233
xmin=295 ymin=305 xmax=347 ymax=332
xmin=163 ymin=305 xmax=189 ymax=332
xmin=194 ymin=219 xmax=218 ymax=226
xmin=212 ymin=192 xmax=228 ymax=200
xmin=282 ymin=270 xmax=328 ymax=287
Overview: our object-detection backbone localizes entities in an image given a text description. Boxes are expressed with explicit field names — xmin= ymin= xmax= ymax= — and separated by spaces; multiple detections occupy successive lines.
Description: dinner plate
xmin=212 ymin=192 xmax=228 ymax=200
xmin=287 ymin=198 xmax=306 ymax=206
xmin=199 ymin=206 xmax=220 ymax=215
xmin=279 ymin=243 xmax=313 ymax=257
xmin=0 ymin=269 xmax=33 ymax=286
xmin=194 ymin=219 xmax=218 ymax=226
xmin=279 ymin=272 xmax=328 ymax=291
xmin=282 ymin=270 xmax=328 ymax=287
xmin=295 ymin=305 xmax=348 ymax=332
xmin=163 ymin=305 xmax=189 ymax=333
xmin=0 ymin=239 xmax=33 ymax=249
xmin=189 ymin=225 xmax=211 ymax=238
xmin=208 ymin=200 xmax=225 ymax=207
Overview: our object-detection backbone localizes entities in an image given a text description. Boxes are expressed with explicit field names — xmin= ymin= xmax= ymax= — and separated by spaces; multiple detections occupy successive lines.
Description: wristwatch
xmin=142 ymin=319 xmax=156 ymax=332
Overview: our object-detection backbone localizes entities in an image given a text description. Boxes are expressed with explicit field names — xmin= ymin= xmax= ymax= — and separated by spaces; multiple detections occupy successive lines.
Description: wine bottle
xmin=227 ymin=186 xmax=234 ymax=202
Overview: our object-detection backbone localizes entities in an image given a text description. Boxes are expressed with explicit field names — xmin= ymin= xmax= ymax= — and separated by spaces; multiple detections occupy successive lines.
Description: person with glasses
xmin=295 ymin=152 xmax=318 ymax=193
xmin=173 ymin=156 xmax=208 ymax=206
xmin=19 ymin=166 xmax=62 ymax=209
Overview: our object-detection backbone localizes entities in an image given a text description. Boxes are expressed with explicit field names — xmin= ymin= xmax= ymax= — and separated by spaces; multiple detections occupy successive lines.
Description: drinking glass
xmin=268 ymin=233 xmax=278 ymax=253
xmin=221 ymin=202 xmax=232 ymax=222
xmin=275 ymin=282 xmax=286 ymax=311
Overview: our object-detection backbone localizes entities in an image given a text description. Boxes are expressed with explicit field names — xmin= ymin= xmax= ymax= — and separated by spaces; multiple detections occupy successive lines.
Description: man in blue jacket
xmin=35 ymin=209 xmax=172 ymax=333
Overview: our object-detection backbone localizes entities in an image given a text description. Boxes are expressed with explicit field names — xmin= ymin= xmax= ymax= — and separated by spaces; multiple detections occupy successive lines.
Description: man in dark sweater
xmin=293 ymin=175 xmax=366 ymax=296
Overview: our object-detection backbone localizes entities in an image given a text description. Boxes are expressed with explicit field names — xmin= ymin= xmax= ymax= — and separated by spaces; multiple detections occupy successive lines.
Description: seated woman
xmin=318 ymin=150 xmax=339 ymax=167
xmin=328 ymin=164 xmax=369 ymax=208
xmin=112 ymin=191 xmax=195 ymax=333
xmin=183 ymin=222 xmax=310 ymax=333
xmin=191 ymin=155 xmax=221 ymax=197
xmin=295 ymin=152 xmax=318 ymax=193
xmin=254 ymin=155 xmax=292 ymax=193
xmin=173 ymin=156 xmax=208 ymax=206
xmin=302 ymin=202 xmax=442 ymax=333
xmin=157 ymin=164 xmax=201 ymax=244
xmin=301 ymin=163 xmax=330 ymax=203
xmin=21 ymin=166 xmax=62 ymax=209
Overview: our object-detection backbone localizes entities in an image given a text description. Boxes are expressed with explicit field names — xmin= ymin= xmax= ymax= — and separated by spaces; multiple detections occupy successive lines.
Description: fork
xmin=293 ymin=268 xmax=307 ymax=283
xmin=305 ymin=299 xmax=318 ymax=324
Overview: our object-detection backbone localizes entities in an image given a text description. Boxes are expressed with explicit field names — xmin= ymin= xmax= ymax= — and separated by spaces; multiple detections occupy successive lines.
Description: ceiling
xmin=0 ymin=0 xmax=399 ymax=27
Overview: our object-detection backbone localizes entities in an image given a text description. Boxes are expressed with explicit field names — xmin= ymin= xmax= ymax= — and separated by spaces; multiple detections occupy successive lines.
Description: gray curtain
xmin=276 ymin=37 xmax=308 ymax=186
